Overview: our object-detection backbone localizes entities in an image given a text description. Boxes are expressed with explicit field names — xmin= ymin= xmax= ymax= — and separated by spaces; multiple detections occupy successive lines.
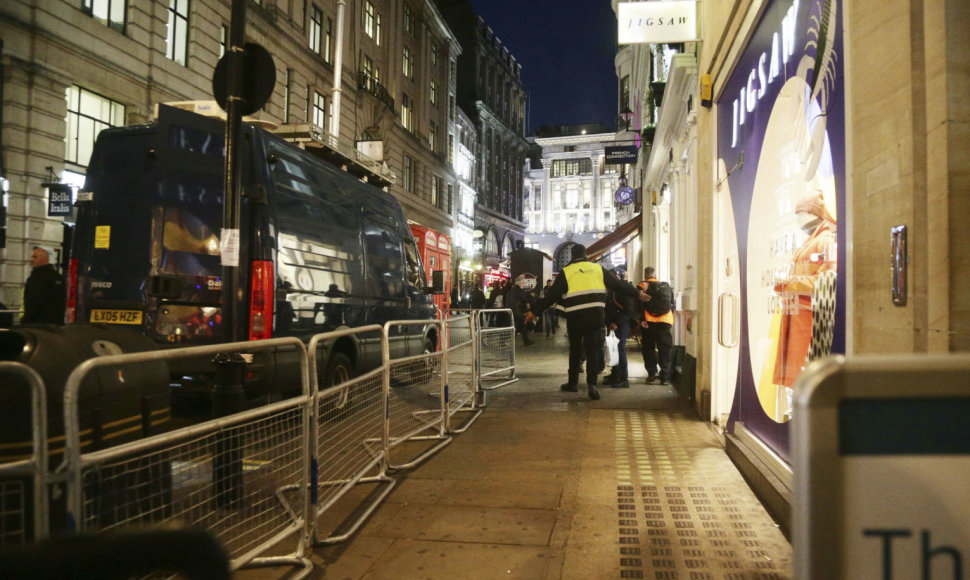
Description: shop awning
xmin=586 ymin=214 xmax=641 ymax=262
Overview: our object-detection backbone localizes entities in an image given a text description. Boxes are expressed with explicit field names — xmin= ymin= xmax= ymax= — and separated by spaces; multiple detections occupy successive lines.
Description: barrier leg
xmin=212 ymin=353 xmax=247 ymax=509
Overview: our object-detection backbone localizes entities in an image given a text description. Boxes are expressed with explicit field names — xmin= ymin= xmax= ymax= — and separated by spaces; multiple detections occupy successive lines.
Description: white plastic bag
xmin=605 ymin=331 xmax=620 ymax=367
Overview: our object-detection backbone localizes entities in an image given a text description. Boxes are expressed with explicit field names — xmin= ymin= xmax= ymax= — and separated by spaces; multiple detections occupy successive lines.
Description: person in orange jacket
xmin=638 ymin=267 xmax=674 ymax=385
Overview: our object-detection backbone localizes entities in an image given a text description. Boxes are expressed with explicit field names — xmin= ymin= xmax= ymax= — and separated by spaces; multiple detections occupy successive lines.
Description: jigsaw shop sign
xmin=617 ymin=1 xmax=698 ymax=44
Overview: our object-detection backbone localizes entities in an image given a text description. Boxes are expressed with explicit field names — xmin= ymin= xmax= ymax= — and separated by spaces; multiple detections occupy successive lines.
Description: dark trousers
xmin=640 ymin=321 xmax=673 ymax=379
xmin=567 ymin=325 xmax=606 ymax=389
xmin=543 ymin=310 xmax=556 ymax=336
xmin=610 ymin=320 xmax=630 ymax=381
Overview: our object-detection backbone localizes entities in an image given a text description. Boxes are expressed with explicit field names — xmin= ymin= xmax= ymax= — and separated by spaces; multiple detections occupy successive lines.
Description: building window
xmin=309 ymin=5 xmax=322 ymax=54
xmin=552 ymin=158 xmax=592 ymax=177
xmin=431 ymin=175 xmax=440 ymax=207
xmin=403 ymin=155 xmax=414 ymax=192
xmin=312 ymin=91 xmax=327 ymax=129
xmin=324 ymin=17 xmax=333 ymax=62
xmin=65 ymin=86 xmax=125 ymax=167
xmin=403 ymin=3 xmax=413 ymax=36
xmin=430 ymin=80 xmax=438 ymax=106
xmin=401 ymin=93 xmax=412 ymax=131
xmin=431 ymin=45 xmax=438 ymax=67
xmin=363 ymin=1 xmax=377 ymax=41
xmin=165 ymin=0 xmax=189 ymax=66
xmin=620 ymin=75 xmax=631 ymax=111
xmin=403 ymin=47 xmax=414 ymax=79
xmin=82 ymin=0 xmax=126 ymax=33
xmin=535 ymin=185 xmax=541 ymax=211
xmin=428 ymin=121 xmax=437 ymax=152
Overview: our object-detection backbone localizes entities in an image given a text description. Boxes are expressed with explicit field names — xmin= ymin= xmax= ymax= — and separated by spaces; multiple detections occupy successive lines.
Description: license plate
xmin=90 ymin=309 xmax=143 ymax=325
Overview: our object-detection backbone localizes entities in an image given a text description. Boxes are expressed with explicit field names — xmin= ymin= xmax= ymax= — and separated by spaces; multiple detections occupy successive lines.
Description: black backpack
xmin=645 ymin=281 xmax=674 ymax=316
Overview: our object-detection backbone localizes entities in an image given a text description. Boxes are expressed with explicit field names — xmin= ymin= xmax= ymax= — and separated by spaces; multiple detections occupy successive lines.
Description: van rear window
xmin=153 ymin=206 xmax=222 ymax=277
xmin=167 ymin=124 xmax=225 ymax=157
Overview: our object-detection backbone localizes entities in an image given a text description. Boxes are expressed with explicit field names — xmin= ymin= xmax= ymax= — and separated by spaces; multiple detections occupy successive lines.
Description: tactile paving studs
xmin=614 ymin=412 xmax=792 ymax=579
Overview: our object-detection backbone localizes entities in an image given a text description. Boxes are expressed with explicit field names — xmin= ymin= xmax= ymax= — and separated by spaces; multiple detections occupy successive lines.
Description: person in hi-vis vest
xmin=527 ymin=244 xmax=645 ymax=401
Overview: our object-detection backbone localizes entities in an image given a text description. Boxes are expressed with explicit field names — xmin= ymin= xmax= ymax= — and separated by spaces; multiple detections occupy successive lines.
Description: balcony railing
xmin=357 ymin=71 xmax=395 ymax=112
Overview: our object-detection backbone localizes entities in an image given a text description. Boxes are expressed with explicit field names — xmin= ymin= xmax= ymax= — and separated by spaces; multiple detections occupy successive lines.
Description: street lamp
xmin=616 ymin=107 xmax=634 ymax=132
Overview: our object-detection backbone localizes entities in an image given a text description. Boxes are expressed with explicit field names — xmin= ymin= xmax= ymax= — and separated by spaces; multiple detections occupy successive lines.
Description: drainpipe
xmin=329 ymin=0 xmax=347 ymax=142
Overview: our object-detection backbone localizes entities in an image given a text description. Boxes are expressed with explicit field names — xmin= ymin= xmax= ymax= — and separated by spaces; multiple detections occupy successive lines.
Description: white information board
xmin=793 ymin=355 xmax=970 ymax=580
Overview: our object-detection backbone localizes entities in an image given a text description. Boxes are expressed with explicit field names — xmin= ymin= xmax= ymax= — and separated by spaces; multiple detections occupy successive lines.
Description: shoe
xmin=611 ymin=380 xmax=630 ymax=388
xmin=659 ymin=377 xmax=671 ymax=385
xmin=603 ymin=374 xmax=617 ymax=385
xmin=523 ymin=336 xmax=535 ymax=346
xmin=646 ymin=375 xmax=659 ymax=384
xmin=560 ymin=383 xmax=578 ymax=392
xmin=588 ymin=386 xmax=601 ymax=400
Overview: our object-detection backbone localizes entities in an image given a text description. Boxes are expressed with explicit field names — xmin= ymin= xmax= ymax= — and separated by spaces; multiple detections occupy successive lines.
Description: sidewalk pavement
xmin=243 ymin=331 xmax=792 ymax=579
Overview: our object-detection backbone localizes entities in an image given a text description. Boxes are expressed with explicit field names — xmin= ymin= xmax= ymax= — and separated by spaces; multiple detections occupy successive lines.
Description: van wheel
xmin=321 ymin=352 xmax=353 ymax=409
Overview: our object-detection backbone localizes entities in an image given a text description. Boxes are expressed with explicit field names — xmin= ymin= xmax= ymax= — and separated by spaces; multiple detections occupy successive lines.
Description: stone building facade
xmin=0 ymin=0 xmax=458 ymax=310
xmin=522 ymin=129 xmax=628 ymax=282
xmin=435 ymin=0 xmax=528 ymax=270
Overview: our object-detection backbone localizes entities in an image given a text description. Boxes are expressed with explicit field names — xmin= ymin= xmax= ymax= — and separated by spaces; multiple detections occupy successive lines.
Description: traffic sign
xmin=212 ymin=42 xmax=276 ymax=116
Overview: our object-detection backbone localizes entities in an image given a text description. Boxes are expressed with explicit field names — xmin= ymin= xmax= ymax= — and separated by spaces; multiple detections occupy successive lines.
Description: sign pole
xmin=222 ymin=0 xmax=246 ymax=342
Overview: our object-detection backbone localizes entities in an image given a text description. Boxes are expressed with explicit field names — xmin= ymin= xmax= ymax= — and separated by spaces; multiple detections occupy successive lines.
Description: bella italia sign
xmin=617 ymin=1 xmax=698 ymax=45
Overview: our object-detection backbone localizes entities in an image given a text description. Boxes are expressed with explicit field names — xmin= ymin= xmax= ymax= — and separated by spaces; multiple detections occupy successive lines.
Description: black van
xmin=67 ymin=104 xmax=440 ymax=399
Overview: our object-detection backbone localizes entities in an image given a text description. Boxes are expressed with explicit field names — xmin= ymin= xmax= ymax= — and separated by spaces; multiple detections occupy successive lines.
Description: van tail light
xmin=248 ymin=260 xmax=274 ymax=340
xmin=65 ymin=258 xmax=79 ymax=324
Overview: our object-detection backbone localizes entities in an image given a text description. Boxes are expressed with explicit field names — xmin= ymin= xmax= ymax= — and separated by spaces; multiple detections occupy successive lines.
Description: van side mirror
xmin=428 ymin=270 xmax=445 ymax=295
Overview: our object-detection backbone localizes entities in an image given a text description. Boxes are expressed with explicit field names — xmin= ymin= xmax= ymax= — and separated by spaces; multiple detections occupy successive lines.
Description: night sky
xmin=466 ymin=0 xmax=620 ymax=134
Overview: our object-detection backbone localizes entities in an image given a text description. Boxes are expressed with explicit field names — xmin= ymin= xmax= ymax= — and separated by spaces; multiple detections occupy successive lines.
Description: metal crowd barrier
xmin=475 ymin=308 xmax=519 ymax=403
xmin=307 ymin=325 xmax=394 ymax=546
xmin=443 ymin=314 xmax=482 ymax=432
xmin=0 ymin=362 xmax=49 ymax=549
xmin=383 ymin=319 xmax=451 ymax=471
xmin=57 ymin=338 xmax=313 ymax=578
xmin=2 ymin=316 xmax=517 ymax=572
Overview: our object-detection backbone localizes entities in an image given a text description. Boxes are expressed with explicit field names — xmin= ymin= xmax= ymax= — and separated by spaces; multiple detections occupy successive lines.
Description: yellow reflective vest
xmin=561 ymin=261 xmax=607 ymax=313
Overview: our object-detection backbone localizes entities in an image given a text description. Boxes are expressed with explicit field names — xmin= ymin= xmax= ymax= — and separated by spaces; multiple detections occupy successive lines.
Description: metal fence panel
xmin=443 ymin=314 xmax=481 ymax=433
xmin=383 ymin=320 xmax=450 ymax=470
xmin=0 ymin=362 xmax=48 ymax=549
xmin=59 ymin=338 xmax=312 ymax=577
xmin=307 ymin=326 xmax=394 ymax=545
xmin=476 ymin=309 xmax=519 ymax=397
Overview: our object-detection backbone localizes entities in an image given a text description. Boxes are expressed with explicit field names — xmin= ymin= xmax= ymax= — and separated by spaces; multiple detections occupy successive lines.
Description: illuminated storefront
xmin=714 ymin=0 xmax=846 ymax=462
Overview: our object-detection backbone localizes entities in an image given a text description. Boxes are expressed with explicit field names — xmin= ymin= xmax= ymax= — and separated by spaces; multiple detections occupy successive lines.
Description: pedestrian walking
xmin=21 ymin=247 xmax=66 ymax=325
xmin=539 ymin=279 xmax=557 ymax=337
xmin=506 ymin=274 xmax=536 ymax=346
xmin=527 ymin=244 xmax=645 ymax=400
xmin=604 ymin=269 xmax=637 ymax=388
xmin=467 ymin=282 xmax=486 ymax=309
xmin=638 ymin=267 xmax=674 ymax=385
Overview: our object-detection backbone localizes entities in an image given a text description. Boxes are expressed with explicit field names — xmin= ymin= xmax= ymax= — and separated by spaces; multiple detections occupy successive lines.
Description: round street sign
xmin=212 ymin=43 xmax=276 ymax=116
xmin=615 ymin=185 xmax=635 ymax=205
